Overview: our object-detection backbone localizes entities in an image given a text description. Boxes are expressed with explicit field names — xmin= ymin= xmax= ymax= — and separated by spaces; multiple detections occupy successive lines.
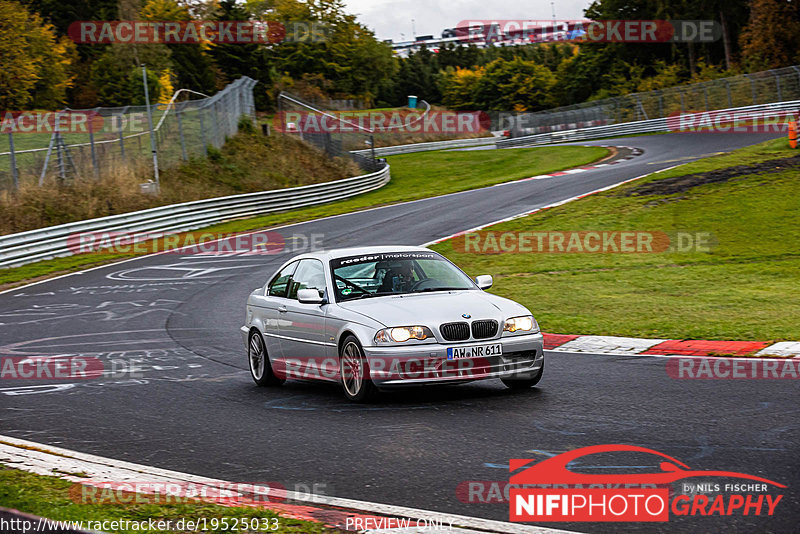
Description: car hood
xmin=337 ymin=290 xmax=530 ymax=328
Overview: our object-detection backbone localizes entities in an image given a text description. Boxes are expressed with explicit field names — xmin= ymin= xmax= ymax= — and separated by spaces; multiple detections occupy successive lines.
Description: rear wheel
xmin=339 ymin=335 xmax=377 ymax=402
xmin=248 ymin=331 xmax=284 ymax=386
xmin=501 ymin=356 xmax=544 ymax=390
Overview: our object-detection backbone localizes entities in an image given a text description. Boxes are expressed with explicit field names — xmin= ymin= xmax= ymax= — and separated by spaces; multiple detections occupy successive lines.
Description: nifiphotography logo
xmin=509 ymin=445 xmax=785 ymax=522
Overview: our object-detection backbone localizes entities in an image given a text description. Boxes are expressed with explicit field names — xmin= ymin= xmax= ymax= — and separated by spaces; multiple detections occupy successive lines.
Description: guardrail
xmin=497 ymin=100 xmax=800 ymax=148
xmin=354 ymin=136 xmax=497 ymax=157
xmin=4 ymin=97 xmax=798 ymax=270
xmin=0 ymin=164 xmax=390 ymax=269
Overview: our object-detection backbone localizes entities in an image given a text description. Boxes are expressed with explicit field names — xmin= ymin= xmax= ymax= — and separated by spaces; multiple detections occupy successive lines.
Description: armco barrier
xmin=4 ymin=97 xmax=798 ymax=270
xmin=497 ymin=100 xmax=800 ymax=148
xmin=356 ymin=98 xmax=800 ymax=155
xmin=0 ymin=164 xmax=390 ymax=269
xmin=353 ymin=136 xmax=497 ymax=157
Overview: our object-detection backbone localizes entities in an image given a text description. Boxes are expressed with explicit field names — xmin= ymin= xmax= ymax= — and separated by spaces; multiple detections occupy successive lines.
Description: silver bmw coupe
xmin=241 ymin=246 xmax=544 ymax=401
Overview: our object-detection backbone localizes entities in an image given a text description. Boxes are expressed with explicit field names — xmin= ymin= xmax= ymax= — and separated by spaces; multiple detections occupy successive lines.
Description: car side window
xmin=287 ymin=259 xmax=326 ymax=300
xmin=267 ymin=261 xmax=298 ymax=298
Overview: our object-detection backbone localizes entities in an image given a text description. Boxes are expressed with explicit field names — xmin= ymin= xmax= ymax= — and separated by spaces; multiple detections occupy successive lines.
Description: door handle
xmin=278 ymin=306 xmax=287 ymax=313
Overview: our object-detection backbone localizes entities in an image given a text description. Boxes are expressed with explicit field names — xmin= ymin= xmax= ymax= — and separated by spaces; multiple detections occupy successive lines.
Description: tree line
xmin=1 ymin=0 xmax=798 ymax=113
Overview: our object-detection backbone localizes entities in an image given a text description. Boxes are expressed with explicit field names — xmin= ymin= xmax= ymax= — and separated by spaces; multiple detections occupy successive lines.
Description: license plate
xmin=447 ymin=343 xmax=502 ymax=360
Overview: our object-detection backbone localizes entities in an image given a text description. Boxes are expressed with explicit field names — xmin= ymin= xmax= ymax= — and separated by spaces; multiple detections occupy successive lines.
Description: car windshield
xmin=330 ymin=251 xmax=476 ymax=301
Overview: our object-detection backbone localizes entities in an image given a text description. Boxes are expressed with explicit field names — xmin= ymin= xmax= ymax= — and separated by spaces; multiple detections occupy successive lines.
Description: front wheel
xmin=501 ymin=356 xmax=544 ymax=390
xmin=248 ymin=331 xmax=284 ymax=386
xmin=339 ymin=336 xmax=378 ymax=402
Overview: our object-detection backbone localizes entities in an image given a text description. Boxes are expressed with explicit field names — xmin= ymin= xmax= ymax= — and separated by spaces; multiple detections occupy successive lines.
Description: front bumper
xmin=363 ymin=332 xmax=544 ymax=387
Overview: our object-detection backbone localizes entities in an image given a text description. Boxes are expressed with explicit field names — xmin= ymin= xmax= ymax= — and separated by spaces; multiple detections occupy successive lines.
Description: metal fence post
xmin=142 ymin=65 xmax=160 ymax=186
xmin=746 ymin=74 xmax=757 ymax=105
xmin=117 ymin=106 xmax=128 ymax=161
xmin=56 ymin=133 xmax=66 ymax=183
xmin=213 ymin=100 xmax=221 ymax=147
xmin=773 ymin=70 xmax=782 ymax=101
xmin=39 ymin=131 xmax=55 ymax=186
xmin=89 ymin=107 xmax=100 ymax=179
xmin=250 ymin=81 xmax=257 ymax=123
xmin=724 ymin=80 xmax=732 ymax=108
xmin=176 ymin=104 xmax=188 ymax=161
xmin=8 ymin=132 xmax=19 ymax=190
xmin=370 ymin=133 xmax=376 ymax=168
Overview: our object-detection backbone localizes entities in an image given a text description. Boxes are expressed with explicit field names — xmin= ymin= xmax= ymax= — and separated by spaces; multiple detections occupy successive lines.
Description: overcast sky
xmin=343 ymin=0 xmax=593 ymax=42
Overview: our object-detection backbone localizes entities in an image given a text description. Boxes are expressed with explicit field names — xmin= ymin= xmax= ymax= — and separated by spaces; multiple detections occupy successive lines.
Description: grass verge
xmin=0 ymin=145 xmax=608 ymax=290
xmin=432 ymin=137 xmax=800 ymax=341
xmin=0 ymin=468 xmax=334 ymax=533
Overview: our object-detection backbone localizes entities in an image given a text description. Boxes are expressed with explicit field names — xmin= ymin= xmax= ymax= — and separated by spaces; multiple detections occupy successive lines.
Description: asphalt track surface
xmin=1 ymin=133 xmax=797 ymax=533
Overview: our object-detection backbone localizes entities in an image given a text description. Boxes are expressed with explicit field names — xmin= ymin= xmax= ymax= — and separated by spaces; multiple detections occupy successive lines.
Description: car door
xmin=257 ymin=261 xmax=298 ymax=366
xmin=278 ymin=259 xmax=332 ymax=380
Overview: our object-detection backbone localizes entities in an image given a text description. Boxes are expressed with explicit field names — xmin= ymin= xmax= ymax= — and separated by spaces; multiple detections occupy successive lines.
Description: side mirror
xmin=475 ymin=275 xmax=493 ymax=290
xmin=297 ymin=288 xmax=325 ymax=304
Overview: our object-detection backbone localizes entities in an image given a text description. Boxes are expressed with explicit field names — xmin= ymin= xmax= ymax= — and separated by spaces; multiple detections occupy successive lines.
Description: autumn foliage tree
xmin=740 ymin=0 xmax=800 ymax=70
xmin=0 ymin=0 xmax=75 ymax=109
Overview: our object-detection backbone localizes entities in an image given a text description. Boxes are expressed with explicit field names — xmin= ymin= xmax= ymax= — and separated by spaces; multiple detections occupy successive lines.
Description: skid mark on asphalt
xmin=10 ymin=280 xmax=216 ymax=298
xmin=0 ymin=329 xmax=198 ymax=356
xmin=0 ymin=329 xmax=247 ymax=396
xmin=0 ymin=299 xmax=185 ymax=326
xmin=106 ymin=260 xmax=263 ymax=281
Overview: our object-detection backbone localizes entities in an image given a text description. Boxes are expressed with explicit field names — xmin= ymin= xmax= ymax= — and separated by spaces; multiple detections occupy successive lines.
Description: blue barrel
xmin=408 ymin=95 xmax=418 ymax=109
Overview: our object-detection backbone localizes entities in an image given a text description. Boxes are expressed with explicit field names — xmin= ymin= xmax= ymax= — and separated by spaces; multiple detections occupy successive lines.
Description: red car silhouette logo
xmin=510 ymin=444 xmax=786 ymax=487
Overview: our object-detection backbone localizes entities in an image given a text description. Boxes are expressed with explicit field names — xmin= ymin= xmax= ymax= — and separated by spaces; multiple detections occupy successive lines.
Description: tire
xmin=339 ymin=335 xmax=378 ymax=402
xmin=501 ymin=356 xmax=544 ymax=390
xmin=248 ymin=330 xmax=284 ymax=387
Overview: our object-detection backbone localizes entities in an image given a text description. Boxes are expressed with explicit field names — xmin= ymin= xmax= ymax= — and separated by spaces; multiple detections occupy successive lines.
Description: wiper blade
xmin=412 ymin=287 xmax=466 ymax=293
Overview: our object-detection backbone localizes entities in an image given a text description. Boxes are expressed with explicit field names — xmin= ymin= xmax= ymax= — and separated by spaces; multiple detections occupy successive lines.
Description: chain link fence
xmin=506 ymin=65 xmax=800 ymax=135
xmin=0 ymin=77 xmax=257 ymax=191
xmin=277 ymin=92 xmax=383 ymax=172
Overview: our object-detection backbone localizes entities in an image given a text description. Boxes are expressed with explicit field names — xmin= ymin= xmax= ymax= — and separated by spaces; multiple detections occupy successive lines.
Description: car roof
xmin=290 ymin=245 xmax=435 ymax=262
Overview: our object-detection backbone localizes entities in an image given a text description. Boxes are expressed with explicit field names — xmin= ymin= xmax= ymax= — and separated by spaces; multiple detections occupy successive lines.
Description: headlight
xmin=375 ymin=326 xmax=433 ymax=343
xmin=503 ymin=315 xmax=538 ymax=333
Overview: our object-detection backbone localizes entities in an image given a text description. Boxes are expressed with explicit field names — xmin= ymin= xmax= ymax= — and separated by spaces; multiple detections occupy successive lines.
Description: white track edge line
xmin=0 ymin=146 xmax=630 ymax=297
xmin=0 ymin=435 xmax=579 ymax=534
xmin=547 ymin=348 xmax=798 ymax=361
xmin=421 ymin=164 xmax=683 ymax=247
